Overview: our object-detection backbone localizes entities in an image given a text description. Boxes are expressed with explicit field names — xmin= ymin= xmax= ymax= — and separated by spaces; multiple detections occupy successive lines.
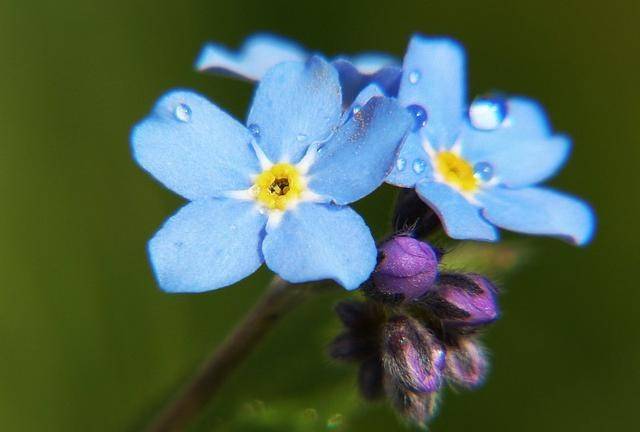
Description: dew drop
xmin=174 ymin=104 xmax=191 ymax=122
xmin=296 ymin=133 xmax=307 ymax=142
xmin=396 ymin=157 xmax=406 ymax=171
xmin=406 ymin=104 xmax=428 ymax=131
xmin=469 ymin=95 xmax=507 ymax=130
xmin=473 ymin=161 xmax=494 ymax=182
xmin=351 ymin=104 xmax=362 ymax=115
xmin=408 ymin=70 xmax=421 ymax=84
xmin=412 ymin=158 xmax=426 ymax=174
xmin=248 ymin=123 xmax=261 ymax=139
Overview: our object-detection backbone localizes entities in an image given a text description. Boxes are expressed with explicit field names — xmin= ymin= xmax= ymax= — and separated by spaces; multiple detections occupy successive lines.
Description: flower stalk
xmin=146 ymin=277 xmax=327 ymax=432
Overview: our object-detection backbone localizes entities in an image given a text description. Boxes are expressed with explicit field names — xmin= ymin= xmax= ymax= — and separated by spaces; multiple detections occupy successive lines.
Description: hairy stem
xmin=146 ymin=277 xmax=327 ymax=432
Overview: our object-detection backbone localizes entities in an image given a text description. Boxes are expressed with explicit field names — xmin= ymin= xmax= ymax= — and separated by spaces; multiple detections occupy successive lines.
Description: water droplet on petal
xmin=406 ymin=104 xmax=428 ymax=131
xmin=473 ymin=161 xmax=494 ymax=182
xmin=396 ymin=157 xmax=406 ymax=171
xmin=296 ymin=133 xmax=307 ymax=142
xmin=351 ymin=104 xmax=362 ymax=115
xmin=248 ymin=123 xmax=261 ymax=139
xmin=412 ymin=159 xmax=426 ymax=174
xmin=408 ymin=70 xmax=421 ymax=84
xmin=469 ymin=95 xmax=507 ymax=130
xmin=174 ymin=104 xmax=191 ymax=122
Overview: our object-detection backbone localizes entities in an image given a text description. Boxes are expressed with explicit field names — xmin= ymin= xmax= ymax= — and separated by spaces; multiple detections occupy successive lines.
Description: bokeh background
xmin=2 ymin=0 xmax=638 ymax=430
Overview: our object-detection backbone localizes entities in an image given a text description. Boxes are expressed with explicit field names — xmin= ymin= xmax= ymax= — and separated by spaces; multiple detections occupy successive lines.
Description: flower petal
xmin=385 ymin=133 xmax=434 ymax=188
xmin=306 ymin=96 xmax=411 ymax=204
xmin=461 ymin=96 xmax=552 ymax=144
xmin=462 ymin=135 xmax=571 ymax=188
xmin=195 ymin=34 xmax=306 ymax=81
xmin=415 ymin=180 xmax=498 ymax=241
xmin=398 ymin=35 xmax=466 ymax=148
xmin=350 ymin=83 xmax=386 ymax=109
xmin=478 ymin=187 xmax=595 ymax=245
xmin=131 ymin=90 xmax=259 ymax=200
xmin=262 ymin=203 xmax=376 ymax=290
xmin=247 ymin=56 xmax=342 ymax=164
xmin=348 ymin=52 xmax=399 ymax=75
xmin=332 ymin=58 xmax=402 ymax=106
xmin=149 ymin=199 xmax=267 ymax=293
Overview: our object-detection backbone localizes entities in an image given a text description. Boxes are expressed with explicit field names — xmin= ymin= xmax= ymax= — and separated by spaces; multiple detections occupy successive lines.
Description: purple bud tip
xmin=445 ymin=337 xmax=488 ymax=389
xmin=435 ymin=273 xmax=499 ymax=327
xmin=382 ymin=315 xmax=445 ymax=394
xmin=371 ymin=236 xmax=439 ymax=301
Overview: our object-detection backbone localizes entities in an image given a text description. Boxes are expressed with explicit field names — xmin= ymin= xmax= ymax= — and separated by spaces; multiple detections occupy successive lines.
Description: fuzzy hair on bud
xmin=445 ymin=337 xmax=489 ymax=389
xmin=423 ymin=272 xmax=499 ymax=328
xmin=382 ymin=315 xmax=445 ymax=394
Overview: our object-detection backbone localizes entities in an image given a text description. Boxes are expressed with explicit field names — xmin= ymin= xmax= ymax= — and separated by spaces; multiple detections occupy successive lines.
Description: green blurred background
xmin=1 ymin=0 xmax=638 ymax=430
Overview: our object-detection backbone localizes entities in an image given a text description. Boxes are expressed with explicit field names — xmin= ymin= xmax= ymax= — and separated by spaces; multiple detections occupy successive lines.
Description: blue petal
xmin=332 ymin=58 xmax=402 ymax=107
xmin=347 ymin=52 xmax=399 ymax=74
xmin=307 ymin=96 xmax=411 ymax=204
xmin=149 ymin=199 xmax=267 ymax=293
xmin=132 ymin=90 xmax=259 ymax=200
xmin=415 ymin=180 xmax=498 ymax=241
xmin=478 ymin=187 xmax=595 ymax=245
xmin=385 ymin=133 xmax=434 ymax=188
xmin=461 ymin=97 xmax=552 ymax=143
xmin=262 ymin=203 xmax=376 ymax=290
xmin=462 ymin=135 xmax=571 ymax=188
xmin=195 ymin=34 xmax=306 ymax=82
xmin=247 ymin=56 xmax=342 ymax=163
xmin=398 ymin=35 xmax=466 ymax=148
xmin=350 ymin=83 xmax=386 ymax=109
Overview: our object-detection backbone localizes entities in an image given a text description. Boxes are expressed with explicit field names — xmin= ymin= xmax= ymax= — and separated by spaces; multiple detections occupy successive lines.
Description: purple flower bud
xmin=385 ymin=378 xmax=440 ymax=426
xmin=429 ymin=273 xmax=499 ymax=327
xmin=382 ymin=315 xmax=445 ymax=394
xmin=370 ymin=236 xmax=439 ymax=301
xmin=358 ymin=357 xmax=384 ymax=400
xmin=445 ymin=337 xmax=488 ymax=389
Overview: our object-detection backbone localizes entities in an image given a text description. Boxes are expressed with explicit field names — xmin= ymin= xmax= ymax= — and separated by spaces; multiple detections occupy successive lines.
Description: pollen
xmin=435 ymin=151 xmax=478 ymax=192
xmin=253 ymin=163 xmax=305 ymax=211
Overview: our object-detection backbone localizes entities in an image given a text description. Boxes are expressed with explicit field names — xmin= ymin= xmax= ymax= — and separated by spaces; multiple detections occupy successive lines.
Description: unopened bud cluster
xmin=329 ymin=235 xmax=499 ymax=427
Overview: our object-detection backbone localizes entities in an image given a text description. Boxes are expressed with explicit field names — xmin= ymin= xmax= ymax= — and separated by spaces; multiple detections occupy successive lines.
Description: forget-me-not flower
xmin=386 ymin=35 xmax=595 ymax=245
xmin=132 ymin=57 xmax=411 ymax=292
xmin=196 ymin=33 xmax=402 ymax=107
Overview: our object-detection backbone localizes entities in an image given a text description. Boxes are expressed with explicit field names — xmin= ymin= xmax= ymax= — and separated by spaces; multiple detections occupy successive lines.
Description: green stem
xmin=146 ymin=277 xmax=326 ymax=432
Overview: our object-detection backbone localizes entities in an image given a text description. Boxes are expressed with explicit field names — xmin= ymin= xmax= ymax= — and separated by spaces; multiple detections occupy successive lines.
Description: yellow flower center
xmin=435 ymin=151 xmax=478 ymax=192
xmin=254 ymin=163 xmax=305 ymax=211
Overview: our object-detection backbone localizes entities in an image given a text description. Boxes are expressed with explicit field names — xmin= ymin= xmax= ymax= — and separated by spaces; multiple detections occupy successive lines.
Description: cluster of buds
xmin=329 ymin=234 xmax=499 ymax=427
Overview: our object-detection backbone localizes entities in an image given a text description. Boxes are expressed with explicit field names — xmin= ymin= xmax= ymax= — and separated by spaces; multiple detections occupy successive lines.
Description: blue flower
xmin=131 ymin=57 xmax=411 ymax=292
xmin=386 ymin=35 xmax=595 ymax=245
xmin=196 ymin=33 xmax=402 ymax=107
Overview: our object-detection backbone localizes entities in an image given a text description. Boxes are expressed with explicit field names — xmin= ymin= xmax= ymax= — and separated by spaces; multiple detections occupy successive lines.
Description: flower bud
xmin=370 ymin=236 xmax=439 ymax=301
xmin=385 ymin=379 xmax=440 ymax=427
xmin=427 ymin=273 xmax=499 ymax=327
xmin=382 ymin=315 xmax=445 ymax=394
xmin=445 ymin=337 xmax=488 ymax=389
